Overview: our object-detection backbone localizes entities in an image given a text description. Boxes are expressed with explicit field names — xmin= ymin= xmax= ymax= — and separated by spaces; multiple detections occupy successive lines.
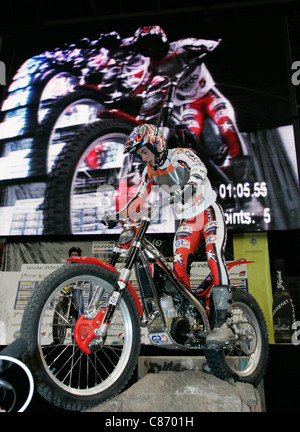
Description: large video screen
xmin=0 ymin=15 xmax=299 ymax=236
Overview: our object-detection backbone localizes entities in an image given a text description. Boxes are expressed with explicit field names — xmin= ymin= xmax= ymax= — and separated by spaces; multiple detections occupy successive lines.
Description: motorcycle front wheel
xmin=21 ymin=263 xmax=141 ymax=411
xmin=204 ymin=289 xmax=269 ymax=386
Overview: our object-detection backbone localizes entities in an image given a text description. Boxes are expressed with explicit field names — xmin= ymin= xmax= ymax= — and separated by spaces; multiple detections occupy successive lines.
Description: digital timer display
xmin=219 ymin=182 xmax=268 ymax=200
xmin=218 ymin=182 xmax=271 ymax=227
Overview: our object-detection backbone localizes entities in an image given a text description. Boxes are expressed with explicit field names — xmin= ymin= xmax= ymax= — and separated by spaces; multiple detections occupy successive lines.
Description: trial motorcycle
xmin=21 ymin=197 xmax=269 ymax=411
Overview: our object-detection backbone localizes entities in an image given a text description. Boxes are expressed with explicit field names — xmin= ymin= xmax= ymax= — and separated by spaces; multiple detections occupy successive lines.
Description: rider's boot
xmin=206 ymin=285 xmax=236 ymax=345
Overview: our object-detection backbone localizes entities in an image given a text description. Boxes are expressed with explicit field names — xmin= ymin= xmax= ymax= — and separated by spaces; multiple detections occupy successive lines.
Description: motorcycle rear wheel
xmin=21 ymin=263 xmax=141 ymax=411
xmin=204 ymin=289 xmax=269 ymax=386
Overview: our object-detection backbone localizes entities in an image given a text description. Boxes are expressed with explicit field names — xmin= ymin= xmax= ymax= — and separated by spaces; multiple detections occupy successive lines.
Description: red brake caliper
xmin=74 ymin=308 xmax=107 ymax=354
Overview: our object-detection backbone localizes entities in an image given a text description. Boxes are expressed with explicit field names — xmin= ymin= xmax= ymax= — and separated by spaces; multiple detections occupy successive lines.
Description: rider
xmin=133 ymin=25 xmax=245 ymax=172
xmin=111 ymin=123 xmax=235 ymax=345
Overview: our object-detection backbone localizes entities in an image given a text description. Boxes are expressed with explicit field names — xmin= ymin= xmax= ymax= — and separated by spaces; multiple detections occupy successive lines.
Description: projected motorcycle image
xmin=0 ymin=19 xmax=299 ymax=235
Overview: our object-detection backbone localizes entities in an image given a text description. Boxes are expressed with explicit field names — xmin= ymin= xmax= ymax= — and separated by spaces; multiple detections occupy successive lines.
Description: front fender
xmin=67 ymin=256 xmax=143 ymax=315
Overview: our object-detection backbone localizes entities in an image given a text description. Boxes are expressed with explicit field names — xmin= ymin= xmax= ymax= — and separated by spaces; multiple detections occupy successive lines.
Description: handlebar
xmin=102 ymin=193 xmax=175 ymax=228
xmin=155 ymin=39 xmax=222 ymax=87
xmin=130 ymin=193 xmax=175 ymax=223
xmin=154 ymin=39 xmax=222 ymax=86
xmin=140 ymin=51 xmax=211 ymax=100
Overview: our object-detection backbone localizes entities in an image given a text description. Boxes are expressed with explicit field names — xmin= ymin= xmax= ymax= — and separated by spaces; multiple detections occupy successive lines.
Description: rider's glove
xmin=172 ymin=183 xmax=197 ymax=205
xmin=101 ymin=212 xmax=120 ymax=229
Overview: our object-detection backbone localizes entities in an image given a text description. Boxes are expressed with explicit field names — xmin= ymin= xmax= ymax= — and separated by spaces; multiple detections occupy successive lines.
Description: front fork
xmin=95 ymin=267 xmax=132 ymax=343
xmin=94 ymin=221 xmax=149 ymax=344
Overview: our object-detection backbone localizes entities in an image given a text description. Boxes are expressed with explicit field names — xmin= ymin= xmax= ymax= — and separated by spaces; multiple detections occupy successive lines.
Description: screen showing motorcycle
xmin=0 ymin=14 xmax=299 ymax=235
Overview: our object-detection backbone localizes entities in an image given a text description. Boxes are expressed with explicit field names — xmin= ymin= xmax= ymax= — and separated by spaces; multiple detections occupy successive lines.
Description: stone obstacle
xmin=87 ymin=356 xmax=263 ymax=412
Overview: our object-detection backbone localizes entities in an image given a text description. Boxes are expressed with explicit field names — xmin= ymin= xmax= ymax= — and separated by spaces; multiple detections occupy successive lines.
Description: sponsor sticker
xmin=177 ymin=225 xmax=193 ymax=234
xmin=205 ymin=235 xmax=218 ymax=244
xmin=109 ymin=291 xmax=120 ymax=306
xmin=174 ymin=239 xmax=191 ymax=249
xmin=92 ymin=241 xmax=115 ymax=254
xmin=117 ymin=280 xmax=126 ymax=290
xmin=149 ymin=333 xmax=173 ymax=345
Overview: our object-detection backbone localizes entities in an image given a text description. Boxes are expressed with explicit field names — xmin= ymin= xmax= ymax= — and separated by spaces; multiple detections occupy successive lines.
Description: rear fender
xmin=226 ymin=258 xmax=254 ymax=271
xmin=67 ymin=257 xmax=143 ymax=315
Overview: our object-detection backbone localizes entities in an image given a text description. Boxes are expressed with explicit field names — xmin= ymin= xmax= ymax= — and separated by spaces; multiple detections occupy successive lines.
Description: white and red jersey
xmin=120 ymin=147 xmax=217 ymax=221
xmin=149 ymin=38 xmax=219 ymax=105
xmin=118 ymin=147 xmax=228 ymax=289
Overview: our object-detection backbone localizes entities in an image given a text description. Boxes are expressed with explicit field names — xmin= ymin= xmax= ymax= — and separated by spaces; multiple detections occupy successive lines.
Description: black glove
xmin=101 ymin=213 xmax=119 ymax=229
xmin=173 ymin=183 xmax=197 ymax=205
